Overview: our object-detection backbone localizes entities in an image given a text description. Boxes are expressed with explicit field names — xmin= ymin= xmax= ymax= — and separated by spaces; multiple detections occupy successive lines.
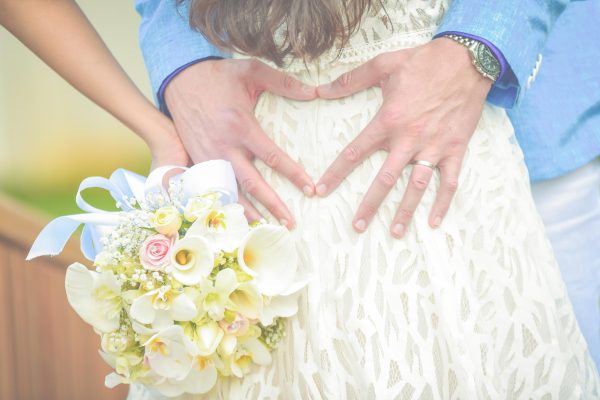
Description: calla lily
xmin=143 ymin=325 xmax=197 ymax=379
xmin=259 ymin=280 xmax=307 ymax=325
xmin=187 ymin=203 xmax=249 ymax=252
xmin=130 ymin=286 xmax=197 ymax=328
xmin=200 ymin=268 xmax=239 ymax=320
xmin=169 ymin=235 xmax=214 ymax=285
xmin=65 ymin=263 xmax=122 ymax=333
xmin=238 ymin=225 xmax=297 ymax=296
xmin=228 ymin=281 xmax=262 ymax=319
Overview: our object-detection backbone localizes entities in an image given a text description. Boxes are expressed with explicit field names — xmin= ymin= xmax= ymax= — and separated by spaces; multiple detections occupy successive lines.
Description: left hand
xmin=316 ymin=38 xmax=492 ymax=238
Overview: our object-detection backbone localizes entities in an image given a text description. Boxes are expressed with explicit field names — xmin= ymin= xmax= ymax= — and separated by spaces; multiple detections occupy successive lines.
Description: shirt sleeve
xmin=434 ymin=0 xmax=576 ymax=108
xmin=135 ymin=0 xmax=230 ymax=109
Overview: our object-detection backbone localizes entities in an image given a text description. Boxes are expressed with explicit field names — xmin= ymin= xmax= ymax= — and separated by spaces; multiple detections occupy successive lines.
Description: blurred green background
xmin=0 ymin=1 xmax=152 ymax=218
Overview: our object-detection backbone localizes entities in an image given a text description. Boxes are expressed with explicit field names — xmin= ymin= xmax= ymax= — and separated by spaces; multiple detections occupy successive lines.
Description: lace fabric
xmin=129 ymin=2 xmax=600 ymax=398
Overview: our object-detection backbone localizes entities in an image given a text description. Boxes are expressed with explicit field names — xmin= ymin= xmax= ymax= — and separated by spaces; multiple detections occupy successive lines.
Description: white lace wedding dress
xmin=129 ymin=1 xmax=600 ymax=398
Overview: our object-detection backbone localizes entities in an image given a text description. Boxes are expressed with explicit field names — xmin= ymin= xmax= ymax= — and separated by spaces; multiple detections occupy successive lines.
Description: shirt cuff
xmin=433 ymin=31 xmax=508 ymax=84
xmin=157 ymin=56 xmax=225 ymax=116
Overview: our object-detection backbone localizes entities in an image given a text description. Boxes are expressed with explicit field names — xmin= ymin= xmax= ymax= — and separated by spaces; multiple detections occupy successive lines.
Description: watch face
xmin=476 ymin=43 xmax=501 ymax=79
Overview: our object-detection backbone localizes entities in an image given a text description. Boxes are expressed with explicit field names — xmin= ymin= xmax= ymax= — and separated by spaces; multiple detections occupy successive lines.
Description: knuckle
xmin=360 ymin=202 xmax=378 ymax=218
xmin=371 ymin=54 xmax=387 ymax=70
xmin=377 ymin=170 xmax=397 ymax=188
xmin=282 ymin=74 xmax=296 ymax=90
xmin=411 ymin=176 xmax=429 ymax=190
xmin=337 ymin=71 xmax=353 ymax=88
xmin=265 ymin=150 xmax=281 ymax=168
xmin=217 ymin=108 xmax=246 ymax=132
xmin=245 ymin=59 xmax=261 ymax=74
xmin=343 ymin=145 xmax=361 ymax=163
xmin=396 ymin=207 xmax=414 ymax=220
xmin=445 ymin=179 xmax=459 ymax=193
xmin=240 ymin=177 xmax=257 ymax=194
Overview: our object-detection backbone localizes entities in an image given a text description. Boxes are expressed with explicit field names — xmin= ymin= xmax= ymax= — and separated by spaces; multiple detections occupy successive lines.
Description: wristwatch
xmin=443 ymin=34 xmax=501 ymax=82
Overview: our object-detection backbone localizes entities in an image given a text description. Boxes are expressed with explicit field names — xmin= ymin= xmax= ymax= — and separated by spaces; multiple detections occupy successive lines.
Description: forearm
xmin=0 ymin=0 xmax=175 ymax=149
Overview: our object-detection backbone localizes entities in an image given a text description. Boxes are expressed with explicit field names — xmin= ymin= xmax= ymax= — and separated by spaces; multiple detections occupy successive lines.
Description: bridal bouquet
xmin=28 ymin=160 xmax=306 ymax=397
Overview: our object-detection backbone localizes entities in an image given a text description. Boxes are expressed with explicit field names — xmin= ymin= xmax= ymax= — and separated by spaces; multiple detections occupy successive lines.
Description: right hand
xmin=164 ymin=59 xmax=317 ymax=227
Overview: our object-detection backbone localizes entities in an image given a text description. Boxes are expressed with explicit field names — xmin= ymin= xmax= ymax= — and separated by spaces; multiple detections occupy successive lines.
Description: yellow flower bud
xmin=151 ymin=206 xmax=182 ymax=236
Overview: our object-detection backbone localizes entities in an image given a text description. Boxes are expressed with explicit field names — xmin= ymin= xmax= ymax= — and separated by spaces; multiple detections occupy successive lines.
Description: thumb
xmin=249 ymin=60 xmax=317 ymax=100
xmin=317 ymin=54 xmax=386 ymax=99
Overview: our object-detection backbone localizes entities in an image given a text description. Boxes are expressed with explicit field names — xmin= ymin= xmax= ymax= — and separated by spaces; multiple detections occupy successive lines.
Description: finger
xmin=244 ymin=118 xmax=315 ymax=197
xmin=248 ymin=60 xmax=316 ymax=100
xmin=237 ymin=192 xmax=262 ymax=223
xmin=352 ymin=152 xmax=411 ymax=233
xmin=228 ymin=152 xmax=295 ymax=229
xmin=428 ymin=157 xmax=462 ymax=228
xmin=317 ymin=55 xmax=385 ymax=99
xmin=316 ymin=119 xmax=384 ymax=197
xmin=390 ymin=163 xmax=436 ymax=238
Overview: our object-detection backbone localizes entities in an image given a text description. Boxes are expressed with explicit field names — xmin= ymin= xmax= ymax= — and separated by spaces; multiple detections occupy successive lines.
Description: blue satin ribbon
xmin=27 ymin=160 xmax=238 ymax=261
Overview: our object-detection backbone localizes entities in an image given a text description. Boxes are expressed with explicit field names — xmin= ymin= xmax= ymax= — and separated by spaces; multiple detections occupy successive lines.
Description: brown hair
xmin=181 ymin=0 xmax=377 ymax=66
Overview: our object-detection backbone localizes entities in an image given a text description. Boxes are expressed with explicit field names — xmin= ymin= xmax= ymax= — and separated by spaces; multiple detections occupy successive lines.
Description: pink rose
xmin=140 ymin=234 xmax=174 ymax=271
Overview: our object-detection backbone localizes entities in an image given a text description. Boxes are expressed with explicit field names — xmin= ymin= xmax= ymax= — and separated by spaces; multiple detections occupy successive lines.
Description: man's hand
xmin=316 ymin=38 xmax=492 ymax=238
xmin=165 ymin=59 xmax=317 ymax=227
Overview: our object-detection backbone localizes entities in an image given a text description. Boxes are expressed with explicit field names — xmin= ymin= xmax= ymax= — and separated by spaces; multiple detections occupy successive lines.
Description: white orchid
xmin=187 ymin=203 xmax=249 ymax=252
xmin=183 ymin=192 xmax=220 ymax=222
xmin=144 ymin=325 xmax=218 ymax=396
xmin=130 ymin=286 xmax=197 ymax=329
xmin=144 ymin=325 xmax=197 ymax=379
xmin=169 ymin=235 xmax=214 ymax=285
xmin=65 ymin=263 xmax=122 ymax=333
xmin=152 ymin=355 xmax=218 ymax=397
xmin=238 ymin=225 xmax=298 ymax=296
xmin=199 ymin=268 xmax=239 ymax=320
xmin=225 ymin=337 xmax=272 ymax=378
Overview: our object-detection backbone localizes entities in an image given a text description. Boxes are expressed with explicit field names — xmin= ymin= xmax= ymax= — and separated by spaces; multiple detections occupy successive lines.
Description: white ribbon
xmin=27 ymin=160 xmax=238 ymax=261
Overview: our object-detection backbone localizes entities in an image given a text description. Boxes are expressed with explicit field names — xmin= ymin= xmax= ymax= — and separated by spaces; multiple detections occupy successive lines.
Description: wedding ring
xmin=411 ymin=160 xmax=437 ymax=170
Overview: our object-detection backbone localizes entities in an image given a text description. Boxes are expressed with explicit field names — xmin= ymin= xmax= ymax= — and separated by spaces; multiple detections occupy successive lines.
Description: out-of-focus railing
xmin=0 ymin=194 xmax=128 ymax=400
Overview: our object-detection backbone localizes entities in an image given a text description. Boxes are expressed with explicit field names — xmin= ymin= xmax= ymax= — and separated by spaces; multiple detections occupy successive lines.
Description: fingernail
xmin=354 ymin=219 xmax=367 ymax=232
xmin=433 ymin=216 xmax=442 ymax=227
xmin=316 ymin=184 xmax=327 ymax=197
xmin=280 ymin=218 xmax=288 ymax=227
xmin=391 ymin=223 xmax=405 ymax=238
xmin=303 ymin=185 xmax=314 ymax=197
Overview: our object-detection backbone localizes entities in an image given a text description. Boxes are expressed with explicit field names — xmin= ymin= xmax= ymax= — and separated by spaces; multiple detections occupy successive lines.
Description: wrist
xmin=431 ymin=37 xmax=493 ymax=91
xmin=438 ymin=35 xmax=500 ymax=82
xmin=164 ymin=59 xmax=222 ymax=112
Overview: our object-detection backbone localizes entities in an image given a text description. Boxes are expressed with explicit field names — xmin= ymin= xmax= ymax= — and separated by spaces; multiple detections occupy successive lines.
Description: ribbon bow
xmin=27 ymin=160 xmax=238 ymax=261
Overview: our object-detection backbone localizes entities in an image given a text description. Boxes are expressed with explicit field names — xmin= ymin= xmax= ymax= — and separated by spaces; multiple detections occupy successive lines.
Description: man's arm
xmin=435 ymin=0 xmax=581 ymax=108
xmin=135 ymin=0 xmax=318 ymax=227
xmin=135 ymin=0 xmax=230 ymax=112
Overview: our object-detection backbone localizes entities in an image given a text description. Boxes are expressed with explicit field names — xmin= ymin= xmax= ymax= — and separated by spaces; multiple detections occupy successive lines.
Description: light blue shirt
xmin=508 ymin=1 xmax=600 ymax=181
xmin=135 ymin=0 xmax=599 ymax=181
